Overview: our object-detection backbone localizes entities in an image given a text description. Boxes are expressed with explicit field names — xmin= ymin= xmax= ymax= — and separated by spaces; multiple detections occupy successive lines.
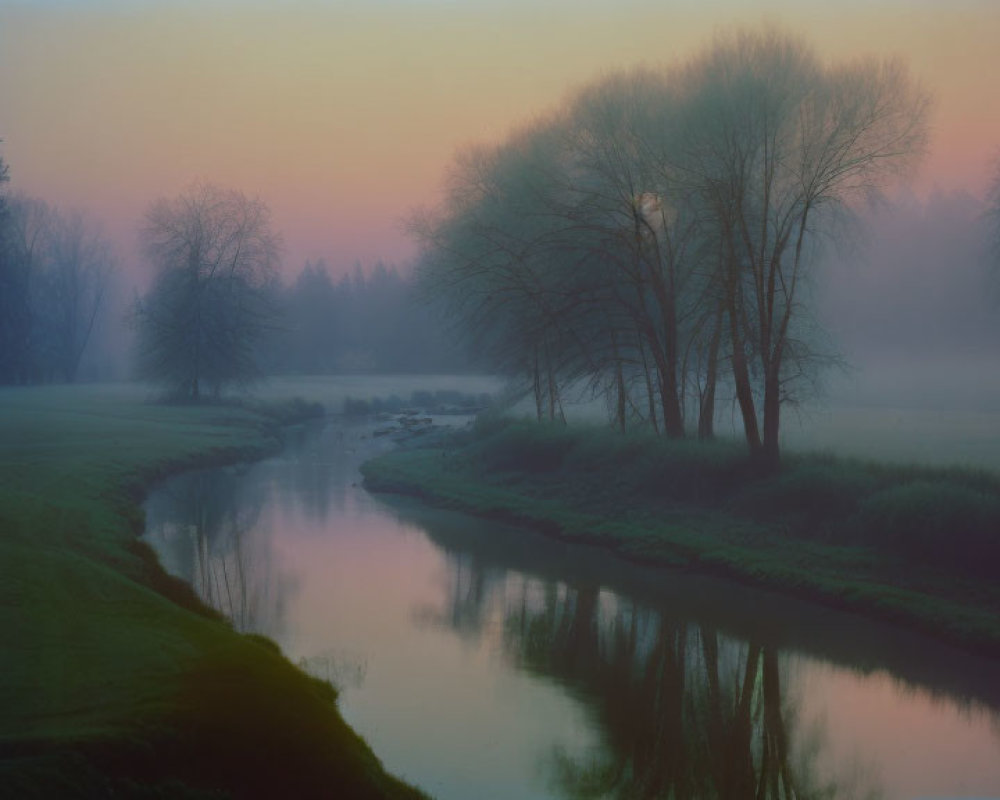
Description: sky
xmin=2 ymin=0 xmax=999 ymax=283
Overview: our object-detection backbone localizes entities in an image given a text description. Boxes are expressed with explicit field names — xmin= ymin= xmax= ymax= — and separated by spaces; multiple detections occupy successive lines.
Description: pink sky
xmin=2 ymin=1 xmax=999 ymax=282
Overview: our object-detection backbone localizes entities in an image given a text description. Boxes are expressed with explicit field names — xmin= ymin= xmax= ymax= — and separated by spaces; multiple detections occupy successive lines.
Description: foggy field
xmin=254 ymin=374 xmax=503 ymax=414
xmin=781 ymin=402 xmax=1000 ymax=472
xmin=779 ymin=356 xmax=1000 ymax=471
xmin=515 ymin=355 xmax=1000 ymax=473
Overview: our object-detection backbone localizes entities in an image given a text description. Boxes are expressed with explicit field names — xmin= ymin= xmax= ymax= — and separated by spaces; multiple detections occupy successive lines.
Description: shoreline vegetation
xmin=0 ymin=385 xmax=426 ymax=799
xmin=361 ymin=415 xmax=1000 ymax=659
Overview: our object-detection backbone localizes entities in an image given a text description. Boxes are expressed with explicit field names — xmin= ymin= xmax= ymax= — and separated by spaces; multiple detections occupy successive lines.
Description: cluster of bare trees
xmin=416 ymin=30 xmax=928 ymax=466
xmin=0 ymin=154 xmax=117 ymax=384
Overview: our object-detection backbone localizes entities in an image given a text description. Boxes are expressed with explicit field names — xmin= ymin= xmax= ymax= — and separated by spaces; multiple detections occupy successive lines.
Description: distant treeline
xmin=0 ymin=158 xmax=119 ymax=385
xmin=258 ymin=260 xmax=472 ymax=376
xmin=0 ymin=151 xmax=472 ymax=388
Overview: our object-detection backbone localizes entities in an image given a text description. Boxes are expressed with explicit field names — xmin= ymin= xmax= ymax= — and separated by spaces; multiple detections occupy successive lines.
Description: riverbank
xmin=361 ymin=417 xmax=1000 ymax=658
xmin=0 ymin=384 xmax=426 ymax=799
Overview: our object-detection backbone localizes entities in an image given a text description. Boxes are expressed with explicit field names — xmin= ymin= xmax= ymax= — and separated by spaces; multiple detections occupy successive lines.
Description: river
xmin=144 ymin=414 xmax=1000 ymax=800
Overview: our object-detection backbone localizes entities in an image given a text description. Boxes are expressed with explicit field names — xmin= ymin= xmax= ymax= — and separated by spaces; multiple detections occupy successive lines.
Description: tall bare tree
xmin=988 ymin=158 xmax=1000 ymax=295
xmin=414 ymin=119 xmax=578 ymax=420
xmin=34 ymin=211 xmax=115 ymax=382
xmin=674 ymin=30 xmax=929 ymax=466
xmin=1 ymin=191 xmax=116 ymax=383
xmin=0 ymin=155 xmax=19 ymax=383
xmin=135 ymin=183 xmax=280 ymax=400
xmin=1 ymin=194 xmax=51 ymax=383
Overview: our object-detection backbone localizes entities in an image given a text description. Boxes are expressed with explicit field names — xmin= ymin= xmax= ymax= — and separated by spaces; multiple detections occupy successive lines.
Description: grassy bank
xmin=361 ymin=417 xmax=1000 ymax=657
xmin=0 ymin=384 xmax=426 ymax=799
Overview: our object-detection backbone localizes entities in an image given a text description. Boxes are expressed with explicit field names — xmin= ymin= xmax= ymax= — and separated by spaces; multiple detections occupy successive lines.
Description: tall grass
xmin=409 ymin=416 xmax=1000 ymax=581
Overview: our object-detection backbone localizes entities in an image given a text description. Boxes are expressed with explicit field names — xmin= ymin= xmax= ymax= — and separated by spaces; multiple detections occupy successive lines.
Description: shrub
xmin=474 ymin=421 xmax=578 ymax=473
xmin=634 ymin=438 xmax=747 ymax=504
xmin=729 ymin=463 xmax=876 ymax=527
xmin=342 ymin=396 xmax=371 ymax=416
xmin=856 ymin=481 xmax=1000 ymax=578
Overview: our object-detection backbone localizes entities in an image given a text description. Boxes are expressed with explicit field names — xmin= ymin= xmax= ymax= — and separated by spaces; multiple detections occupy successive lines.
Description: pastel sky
xmin=2 ymin=0 xmax=999 ymax=280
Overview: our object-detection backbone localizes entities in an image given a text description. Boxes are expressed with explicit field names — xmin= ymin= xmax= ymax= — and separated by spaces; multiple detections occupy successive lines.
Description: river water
xmin=144 ymin=417 xmax=1000 ymax=800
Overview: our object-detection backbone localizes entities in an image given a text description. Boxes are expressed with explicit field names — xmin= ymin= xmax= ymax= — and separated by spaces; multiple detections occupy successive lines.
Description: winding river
xmin=144 ymin=416 xmax=1000 ymax=800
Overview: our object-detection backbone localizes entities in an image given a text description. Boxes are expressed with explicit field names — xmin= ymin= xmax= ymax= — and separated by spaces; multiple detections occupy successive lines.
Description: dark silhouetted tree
xmin=674 ymin=31 xmax=929 ymax=466
xmin=32 ymin=211 xmax=115 ymax=382
xmin=0 ymin=189 xmax=49 ymax=383
xmin=988 ymin=158 xmax=1000 ymax=295
xmin=0 ymin=184 xmax=116 ymax=384
xmin=0 ymin=152 xmax=19 ymax=383
xmin=135 ymin=184 xmax=280 ymax=400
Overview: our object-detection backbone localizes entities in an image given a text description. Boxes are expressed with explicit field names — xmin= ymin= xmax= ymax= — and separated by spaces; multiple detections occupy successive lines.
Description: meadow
xmin=0 ymin=382 xmax=425 ymax=798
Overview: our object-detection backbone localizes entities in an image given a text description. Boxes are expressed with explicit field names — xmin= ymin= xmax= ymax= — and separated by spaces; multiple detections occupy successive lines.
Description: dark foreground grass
xmin=0 ymin=384 xmax=426 ymax=799
xmin=362 ymin=417 xmax=1000 ymax=657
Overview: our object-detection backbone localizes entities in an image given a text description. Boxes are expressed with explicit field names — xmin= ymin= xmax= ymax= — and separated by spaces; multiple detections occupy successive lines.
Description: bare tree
xmin=1 ymin=191 xmax=117 ymax=383
xmin=34 ymin=211 xmax=115 ymax=382
xmin=414 ymin=119 xmax=578 ymax=420
xmin=674 ymin=30 xmax=929 ymax=466
xmin=415 ymin=29 xmax=928 ymax=464
xmin=987 ymin=158 xmax=1000 ymax=295
xmin=135 ymin=183 xmax=281 ymax=400
xmin=562 ymin=69 xmax=713 ymax=437
xmin=0 ymin=155 xmax=19 ymax=383
xmin=0 ymin=194 xmax=52 ymax=383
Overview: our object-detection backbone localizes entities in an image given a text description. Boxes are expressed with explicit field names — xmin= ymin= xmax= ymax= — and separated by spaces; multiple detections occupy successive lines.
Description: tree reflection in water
xmin=144 ymin=468 xmax=287 ymax=633
xmin=433 ymin=553 xmax=879 ymax=800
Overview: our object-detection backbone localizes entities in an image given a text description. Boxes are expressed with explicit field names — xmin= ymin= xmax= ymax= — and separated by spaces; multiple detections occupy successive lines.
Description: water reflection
xmin=298 ymin=649 xmax=368 ymax=693
xmin=144 ymin=467 xmax=287 ymax=633
xmin=144 ymin=419 xmax=1000 ymax=800
xmin=279 ymin=422 xmax=356 ymax=521
xmin=429 ymin=556 xmax=863 ymax=799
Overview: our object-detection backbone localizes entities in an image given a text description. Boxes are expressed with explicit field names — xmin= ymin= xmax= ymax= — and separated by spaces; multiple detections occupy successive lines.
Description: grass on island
xmin=361 ymin=415 xmax=1000 ymax=656
xmin=0 ymin=384 xmax=425 ymax=799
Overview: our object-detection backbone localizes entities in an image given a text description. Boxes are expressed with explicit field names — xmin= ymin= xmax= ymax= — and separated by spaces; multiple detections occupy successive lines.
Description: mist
xmin=810 ymin=189 xmax=1000 ymax=419
xmin=3 ymin=5 xmax=1000 ymax=800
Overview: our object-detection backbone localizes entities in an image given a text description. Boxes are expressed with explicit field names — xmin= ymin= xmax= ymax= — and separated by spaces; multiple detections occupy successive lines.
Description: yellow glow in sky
xmin=2 ymin=1 xmax=999 ymax=278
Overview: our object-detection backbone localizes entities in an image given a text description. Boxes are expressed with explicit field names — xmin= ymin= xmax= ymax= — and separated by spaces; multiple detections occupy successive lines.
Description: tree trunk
xmin=659 ymin=368 xmax=685 ymax=438
xmin=761 ymin=365 xmax=781 ymax=471
xmin=729 ymin=311 xmax=761 ymax=454
xmin=698 ymin=307 xmax=723 ymax=440
xmin=642 ymin=323 xmax=684 ymax=439
xmin=532 ymin=348 xmax=543 ymax=422
xmin=639 ymin=337 xmax=659 ymax=435
xmin=611 ymin=331 xmax=627 ymax=433
xmin=635 ymin=217 xmax=684 ymax=439
xmin=544 ymin=341 xmax=561 ymax=423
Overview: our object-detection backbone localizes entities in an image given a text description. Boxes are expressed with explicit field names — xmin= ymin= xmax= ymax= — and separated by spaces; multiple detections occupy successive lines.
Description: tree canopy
xmin=135 ymin=184 xmax=280 ymax=400
xmin=416 ymin=28 xmax=929 ymax=466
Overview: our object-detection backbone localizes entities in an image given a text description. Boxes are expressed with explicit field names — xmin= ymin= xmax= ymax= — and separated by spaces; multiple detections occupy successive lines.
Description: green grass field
xmin=361 ymin=417 xmax=1000 ymax=657
xmin=0 ymin=384 xmax=426 ymax=799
